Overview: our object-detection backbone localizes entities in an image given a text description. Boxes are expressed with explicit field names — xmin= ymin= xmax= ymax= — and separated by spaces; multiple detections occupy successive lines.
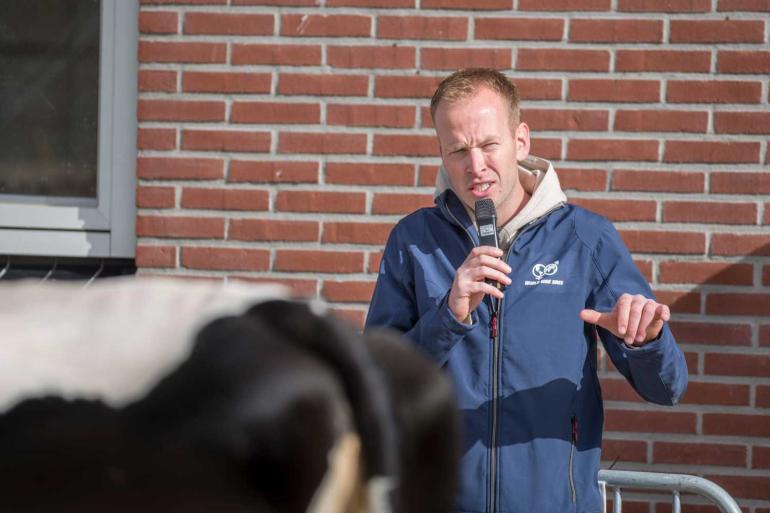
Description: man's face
xmin=434 ymin=87 xmax=530 ymax=225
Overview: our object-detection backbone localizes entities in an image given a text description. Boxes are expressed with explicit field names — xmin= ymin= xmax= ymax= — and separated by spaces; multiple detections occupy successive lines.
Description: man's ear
xmin=514 ymin=122 xmax=530 ymax=161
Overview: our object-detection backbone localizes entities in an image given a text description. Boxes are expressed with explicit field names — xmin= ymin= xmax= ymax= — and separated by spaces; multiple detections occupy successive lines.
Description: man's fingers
xmin=470 ymin=246 xmax=504 ymax=258
xmin=584 ymin=296 xmax=672 ymax=346
xmin=579 ymin=308 xmax=605 ymax=325
xmin=615 ymin=294 xmax=632 ymax=336
xmin=485 ymin=282 xmax=505 ymax=299
xmin=656 ymin=303 xmax=671 ymax=323
xmin=624 ymin=295 xmax=646 ymax=344
xmin=475 ymin=254 xmax=512 ymax=274
xmin=480 ymin=268 xmax=512 ymax=287
xmin=462 ymin=279 xmax=505 ymax=299
xmin=635 ymin=300 xmax=658 ymax=342
xmin=459 ymin=254 xmax=511 ymax=287
xmin=449 ymin=246 xmax=510 ymax=322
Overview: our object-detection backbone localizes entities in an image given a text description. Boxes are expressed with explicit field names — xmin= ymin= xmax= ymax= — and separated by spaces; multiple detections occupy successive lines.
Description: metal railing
xmin=598 ymin=469 xmax=741 ymax=513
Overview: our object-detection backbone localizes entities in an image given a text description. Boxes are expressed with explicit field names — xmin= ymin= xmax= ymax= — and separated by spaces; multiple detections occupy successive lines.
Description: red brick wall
xmin=136 ymin=1 xmax=770 ymax=510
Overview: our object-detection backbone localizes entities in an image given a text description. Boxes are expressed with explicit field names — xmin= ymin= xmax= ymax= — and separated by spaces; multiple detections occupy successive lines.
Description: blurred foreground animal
xmin=0 ymin=278 xmax=459 ymax=513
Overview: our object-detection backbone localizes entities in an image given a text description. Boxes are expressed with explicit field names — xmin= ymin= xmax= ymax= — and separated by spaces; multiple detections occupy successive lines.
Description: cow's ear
xmin=244 ymin=300 xmax=399 ymax=484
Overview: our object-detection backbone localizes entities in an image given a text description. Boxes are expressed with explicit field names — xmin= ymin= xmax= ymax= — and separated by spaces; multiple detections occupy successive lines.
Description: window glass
xmin=0 ymin=0 xmax=100 ymax=200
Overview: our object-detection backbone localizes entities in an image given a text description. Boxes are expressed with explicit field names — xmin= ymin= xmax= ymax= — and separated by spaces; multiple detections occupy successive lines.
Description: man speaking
xmin=365 ymin=69 xmax=688 ymax=513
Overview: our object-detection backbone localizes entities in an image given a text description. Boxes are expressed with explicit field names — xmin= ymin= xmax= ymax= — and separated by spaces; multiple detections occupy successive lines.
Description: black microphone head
xmin=473 ymin=198 xmax=501 ymax=289
xmin=474 ymin=199 xmax=496 ymax=220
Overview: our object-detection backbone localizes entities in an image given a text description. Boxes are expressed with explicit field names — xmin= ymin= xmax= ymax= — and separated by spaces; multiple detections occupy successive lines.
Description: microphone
xmin=474 ymin=199 xmax=500 ymax=289
xmin=474 ymin=199 xmax=498 ymax=249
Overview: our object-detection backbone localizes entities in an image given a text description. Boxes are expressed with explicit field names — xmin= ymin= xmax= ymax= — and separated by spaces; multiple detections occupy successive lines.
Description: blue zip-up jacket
xmin=365 ymin=188 xmax=688 ymax=513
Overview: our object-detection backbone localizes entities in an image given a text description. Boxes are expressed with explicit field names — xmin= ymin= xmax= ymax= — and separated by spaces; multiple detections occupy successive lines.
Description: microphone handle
xmin=476 ymin=215 xmax=500 ymax=288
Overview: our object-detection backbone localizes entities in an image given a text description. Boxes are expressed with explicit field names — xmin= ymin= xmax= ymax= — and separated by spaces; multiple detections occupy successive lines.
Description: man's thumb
xmin=579 ymin=308 xmax=603 ymax=325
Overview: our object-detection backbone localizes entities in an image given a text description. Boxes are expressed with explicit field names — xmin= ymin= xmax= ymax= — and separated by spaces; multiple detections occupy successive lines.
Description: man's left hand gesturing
xmin=579 ymin=293 xmax=670 ymax=347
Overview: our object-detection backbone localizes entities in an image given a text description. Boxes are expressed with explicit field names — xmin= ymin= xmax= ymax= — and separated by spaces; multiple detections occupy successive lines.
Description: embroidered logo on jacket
xmin=525 ymin=260 xmax=564 ymax=287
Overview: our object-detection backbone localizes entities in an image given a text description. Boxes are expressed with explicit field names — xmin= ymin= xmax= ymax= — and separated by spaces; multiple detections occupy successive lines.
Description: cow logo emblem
xmin=532 ymin=261 xmax=559 ymax=280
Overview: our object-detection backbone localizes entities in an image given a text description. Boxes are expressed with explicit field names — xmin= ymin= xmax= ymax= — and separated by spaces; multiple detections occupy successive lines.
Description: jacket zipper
xmin=569 ymin=416 xmax=578 ymax=503
xmin=488 ymin=305 xmax=498 ymax=513
xmin=442 ymin=199 xmax=566 ymax=513
xmin=443 ymin=204 xmax=501 ymax=513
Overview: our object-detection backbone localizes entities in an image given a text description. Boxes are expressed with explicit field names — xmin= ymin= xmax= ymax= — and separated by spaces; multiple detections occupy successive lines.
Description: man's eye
xmin=483 ymin=142 xmax=499 ymax=149
xmin=451 ymin=148 xmax=467 ymax=155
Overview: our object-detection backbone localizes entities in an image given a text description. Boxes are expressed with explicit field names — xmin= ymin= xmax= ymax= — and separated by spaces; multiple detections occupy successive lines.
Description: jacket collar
xmin=434 ymin=155 xmax=567 ymax=248
xmin=436 ymin=189 xmax=479 ymax=245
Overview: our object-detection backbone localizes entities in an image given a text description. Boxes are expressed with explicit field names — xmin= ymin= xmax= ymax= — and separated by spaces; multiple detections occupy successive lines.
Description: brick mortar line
xmin=269 ymin=68 xmax=278 ymax=96
xmin=143 ymin=243 xmax=384 ymax=257
xmin=671 ymin=310 xmax=770 ymax=319
xmin=139 ymin=254 xmax=768 ymax=270
xmin=141 ymin=262 xmax=380 ymax=276
xmin=137 ymin=125 xmax=770 ymax=136
xmin=134 ymin=243 xmax=767 ymax=267
xmin=659 ymin=376 xmax=769 ymax=386
xmin=139 ymin=65 xmax=770 ymax=84
xmin=138 ymin=27 xmax=770 ymax=45
xmin=134 ymin=154 xmax=767 ymax=173
xmin=173 ymin=185 xmax=181 ymax=209
xmin=139 ymin=95 xmax=770 ymax=111
xmin=601 ymin=402 xmax=770 ymax=415
xmin=139 ymin=177 xmax=770 ymax=193
xmin=139 ymin=98 xmax=431 ymax=108
xmin=766 ymin=13 xmax=770 ymax=44
xmin=138 ymin=267 xmax=383 ymax=281
xmin=140 ymin=36 xmax=770 ymax=53
xmin=140 ymin=4 xmax=758 ymax=16
xmin=138 ymin=262 xmax=767 ymax=287
xmin=602 ymin=450 xmax=768 ymax=466
xmin=136 ymin=178 xmax=770 ymax=198
xmin=671 ymin=346 xmax=770 ymax=357
xmin=601 ymin=163 xmax=769 ymax=170
xmin=137 ymin=124 xmax=770 ymax=139
xmin=134 ymin=235 xmax=768 ymax=253
xmin=613 ymin=221 xmax=767 ymax=228
xmin=600 ymin=433 xmax=762 ymax=448
xmin=137 ymin=188 xmax=770 ymax=205
xmin=570 ymin=191 xmax=770 ymax=200
xmin=138 ymin=210 xmax=409 ymax=222
xmin=139 ymin=5 xmax=770 ymax=21
xmin=139 ymin=183 xmax=767 ymax=195
xmin=707 ymin=103 xmax=716 ymax=134
xmin=135 ymin=92 xmax=770 ymax=104
xmin=710 ymin=41 xmax=718 ymax=73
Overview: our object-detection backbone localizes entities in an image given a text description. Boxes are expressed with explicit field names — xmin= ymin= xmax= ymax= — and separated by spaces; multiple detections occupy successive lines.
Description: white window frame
xmin=0 ymin=0 xmax=138 ymax=258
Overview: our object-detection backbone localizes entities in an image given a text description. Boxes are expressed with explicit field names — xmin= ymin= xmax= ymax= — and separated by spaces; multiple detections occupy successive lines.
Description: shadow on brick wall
xmin=601 ymin=240 xmax=770 ymax=510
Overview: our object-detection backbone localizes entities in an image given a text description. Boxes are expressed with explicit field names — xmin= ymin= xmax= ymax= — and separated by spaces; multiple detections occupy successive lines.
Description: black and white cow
xmin=0 ymin=278 xmax=459 ymax=513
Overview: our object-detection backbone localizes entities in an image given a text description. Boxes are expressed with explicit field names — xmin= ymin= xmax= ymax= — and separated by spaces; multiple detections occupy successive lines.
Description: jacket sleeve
xmin=588 ymin=220 xmax=688 ymax=406
xmin=365 ymin=227 xmax=476 ymax=367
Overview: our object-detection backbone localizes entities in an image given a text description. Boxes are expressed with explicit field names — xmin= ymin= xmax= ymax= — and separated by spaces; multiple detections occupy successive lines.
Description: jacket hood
xmin=434 ymin=155 xmax=568 ymax=249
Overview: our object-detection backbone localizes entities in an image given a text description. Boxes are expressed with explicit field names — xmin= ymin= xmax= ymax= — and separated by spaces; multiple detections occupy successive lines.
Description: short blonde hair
xmin=430 ymin=68 xmax=520 ymax=128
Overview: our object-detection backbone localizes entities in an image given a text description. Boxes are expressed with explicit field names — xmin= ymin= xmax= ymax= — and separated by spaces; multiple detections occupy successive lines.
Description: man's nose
xmin=467 ymin=148 xmax=485 ymax=175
